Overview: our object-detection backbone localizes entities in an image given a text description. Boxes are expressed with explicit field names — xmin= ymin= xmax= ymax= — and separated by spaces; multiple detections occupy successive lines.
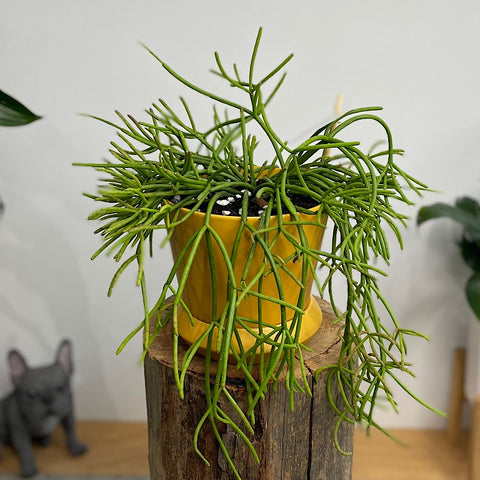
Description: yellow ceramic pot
xmin=169 ymin=205 xmax=326 ymax=356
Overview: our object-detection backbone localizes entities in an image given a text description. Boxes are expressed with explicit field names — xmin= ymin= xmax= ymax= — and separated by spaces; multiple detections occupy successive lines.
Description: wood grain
xmin=144 ymin=297 xmax=353 ymax=480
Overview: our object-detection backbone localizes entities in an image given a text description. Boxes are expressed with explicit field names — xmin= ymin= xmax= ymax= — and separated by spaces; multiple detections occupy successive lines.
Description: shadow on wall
xmin=0 ymin=187 xmax=117 ymax=417
xmin=382 ymin=219 xmax=470 ymax=335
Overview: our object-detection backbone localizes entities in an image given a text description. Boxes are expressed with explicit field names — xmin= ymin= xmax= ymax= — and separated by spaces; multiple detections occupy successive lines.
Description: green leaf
xmin=417 ymin=200 xmax=480 ymax=241
xmin=456 ymin=196 xmax=480 ymax=214
xmin=0 ymin=90 xmax=42 ymax=126
xmin=460 ymin=236 xmax=480 ymax=272
xmin=466 ymin=271 xmax=480 ymax=320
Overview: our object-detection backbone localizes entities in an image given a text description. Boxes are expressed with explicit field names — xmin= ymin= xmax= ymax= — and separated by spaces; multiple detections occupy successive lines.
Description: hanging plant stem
xmin=77 ymin=27 xmax=443 ymax=478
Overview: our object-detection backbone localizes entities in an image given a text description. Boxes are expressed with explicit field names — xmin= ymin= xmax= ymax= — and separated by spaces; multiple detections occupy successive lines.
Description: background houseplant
xmin=80 ymin=29 xmax=441 ymax=477
xmin=418 ymin=196 xmax=480 ymax=319
xmin=0 ymin=90 xmax=41 ymax=127
xmin=0 ymin=90 xmax=41 ymax=214
xmin=417 ymin=196 xmax=480 ymax=452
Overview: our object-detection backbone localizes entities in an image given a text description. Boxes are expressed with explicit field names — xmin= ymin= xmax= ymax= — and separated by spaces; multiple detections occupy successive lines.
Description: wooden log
xmin=144 ymin=297 xmax=353 ymax=480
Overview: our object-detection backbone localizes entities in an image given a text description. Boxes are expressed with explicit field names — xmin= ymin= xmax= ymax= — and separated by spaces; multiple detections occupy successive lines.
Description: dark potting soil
xmin=172 ymin=191 xmax=318 ymax=217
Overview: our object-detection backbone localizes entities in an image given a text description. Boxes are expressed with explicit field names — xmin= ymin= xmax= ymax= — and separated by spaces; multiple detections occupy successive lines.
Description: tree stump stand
xmin=144 ymin=297 xmax=353 ymax=480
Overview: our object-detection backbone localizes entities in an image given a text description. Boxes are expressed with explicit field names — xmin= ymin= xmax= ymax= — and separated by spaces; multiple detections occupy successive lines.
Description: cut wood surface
xmin=144 ymin=296 xmax=354 ymax=480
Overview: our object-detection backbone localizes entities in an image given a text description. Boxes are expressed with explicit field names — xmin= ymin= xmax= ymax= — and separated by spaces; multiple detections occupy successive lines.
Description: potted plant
xmin=417 ymin=196 xmax=480 ymax=318
xmin=417 ymin=196 xmax=480 ymax=451
xmin=79 ymin=28 xmax=441 ymax=478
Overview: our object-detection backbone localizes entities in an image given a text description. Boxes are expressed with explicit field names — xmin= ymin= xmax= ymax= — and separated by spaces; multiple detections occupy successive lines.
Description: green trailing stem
xmin=78 ymin=27 xmax=443 ymax=479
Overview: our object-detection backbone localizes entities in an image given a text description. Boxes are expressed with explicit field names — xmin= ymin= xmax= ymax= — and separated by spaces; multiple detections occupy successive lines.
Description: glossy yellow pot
xmin=169 ymin=206 xmax=327 ymax=355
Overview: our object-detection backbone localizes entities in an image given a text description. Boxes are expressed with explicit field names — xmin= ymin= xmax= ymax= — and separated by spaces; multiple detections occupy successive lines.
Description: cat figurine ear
xmin=56 ymin=339 xmax=73 ymax=376
xmin=8 ymin=349 xmax=28 ymax=386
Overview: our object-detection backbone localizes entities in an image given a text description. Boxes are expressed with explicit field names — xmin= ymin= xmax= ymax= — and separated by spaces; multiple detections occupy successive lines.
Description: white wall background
xmin=1 ymin=0 xmax=479 ymax=428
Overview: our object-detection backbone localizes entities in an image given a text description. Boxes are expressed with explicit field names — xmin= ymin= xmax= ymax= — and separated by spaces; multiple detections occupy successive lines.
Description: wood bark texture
xmin=144 ymin=297 xmax=353 ymax=480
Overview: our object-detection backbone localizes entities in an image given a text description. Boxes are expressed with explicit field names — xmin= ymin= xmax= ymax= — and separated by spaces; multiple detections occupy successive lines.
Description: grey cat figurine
xmin=0 ymin=339 xmax=87 ymax=477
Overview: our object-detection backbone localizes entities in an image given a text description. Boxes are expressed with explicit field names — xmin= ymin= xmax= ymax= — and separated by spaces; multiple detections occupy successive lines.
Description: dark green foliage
xmin=0 ymin=90 xmax=41 ymax=127
xmin=0 ymin=90 xmax=41 ymax=216
xmin=418 ymin=196 xmax=480 ymax=319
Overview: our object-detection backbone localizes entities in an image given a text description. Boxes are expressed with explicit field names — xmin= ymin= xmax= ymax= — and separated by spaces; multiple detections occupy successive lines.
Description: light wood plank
xmin=353 ymin=429 xmax=469 ymax=480
xmin=469 ymin=396 xmax=480 ymax=480
xmin=0 ymin=421 xmax=149 ymax=476
xmin=0 ymin=423 xmax=470 ymax=479
xmin=447 ymin=348 xmax=466 ymax=443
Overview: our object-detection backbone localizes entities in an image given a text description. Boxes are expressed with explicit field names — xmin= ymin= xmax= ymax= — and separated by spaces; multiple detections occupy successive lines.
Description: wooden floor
xmin=0 ymin=422 xmax=149 ymax=477
xmin=0 ymin=422 xmax=470 ymax=479
xmin=354 ymin=429 xmax=469 ymax=480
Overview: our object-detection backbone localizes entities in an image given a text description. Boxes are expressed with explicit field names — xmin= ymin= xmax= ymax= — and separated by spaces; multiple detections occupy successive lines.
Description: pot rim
xmin=172 ymin=202 xmax=322 ymax=222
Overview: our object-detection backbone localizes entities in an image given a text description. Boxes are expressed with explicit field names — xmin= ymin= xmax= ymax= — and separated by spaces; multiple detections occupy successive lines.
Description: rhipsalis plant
xmin=78 ymin=28 xmax=442 ymax=479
